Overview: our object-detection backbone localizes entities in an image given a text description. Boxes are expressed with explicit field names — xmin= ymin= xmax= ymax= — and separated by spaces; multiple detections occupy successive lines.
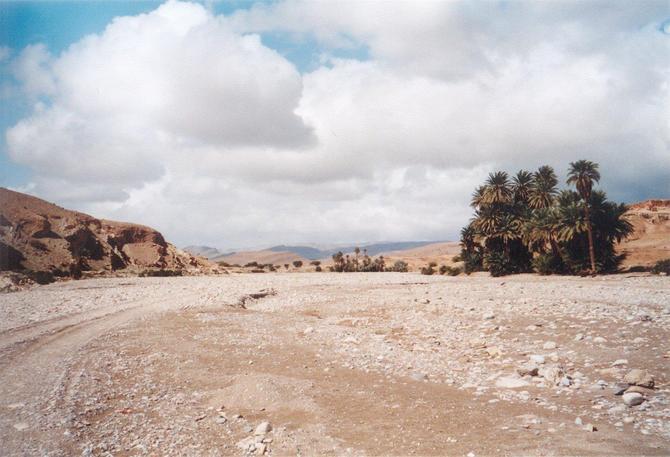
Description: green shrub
xmin=651 ymin=259 xmax=670 ymax=275
xmin=389 ymin=260 xmax=409 ymax=272
xmin=485 ymin=251 xmax=514 ymax=277
xmin=292 ymin=260 xmax=303 ymax=268
xmin=420 ymin=265 xmax=435 ymax=275
xmin=244 ymin=261 xmax=259 ymax=268
xmin=439 ymin=265 xmax=448 ymax=275
xmin=532 ymin=253 xmax=564 ymax=275
xmin=139 ymin=269 xmax=183 ymax=277
xmin=315 ymin=265 xmax=322 ymax=272
xmin=443 ymin=265 xmax=462 ymax=276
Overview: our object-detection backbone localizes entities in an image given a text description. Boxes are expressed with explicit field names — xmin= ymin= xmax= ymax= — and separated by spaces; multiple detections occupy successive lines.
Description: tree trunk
xmin=549 ymin=235 xmax=561 ymax=261
xmin=584 ymin=204 xmax=596 ymax=274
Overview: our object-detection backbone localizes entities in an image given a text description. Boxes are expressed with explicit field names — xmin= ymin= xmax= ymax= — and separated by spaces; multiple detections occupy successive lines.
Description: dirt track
xmin=0 ymin=273 xmax=669 ymax=456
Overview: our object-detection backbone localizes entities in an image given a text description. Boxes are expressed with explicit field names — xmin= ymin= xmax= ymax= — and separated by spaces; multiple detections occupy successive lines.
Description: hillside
xmin=214 ymin=250 xmax=309 ymax=267
xmin=0 ymin=188 xmax=214 ymax=281
xmin=618 ymin=199 xmax=670 ymax=267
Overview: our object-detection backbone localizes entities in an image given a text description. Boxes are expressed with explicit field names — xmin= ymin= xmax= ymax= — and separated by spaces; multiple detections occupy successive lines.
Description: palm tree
xmin=566 ymin=160 xmax=600 ymax=273
xmin=529 ymin=165 xmax=558 ymax=209
xmin=482 ymin=171 xmax=512 ymax=205
xmin=470 ymin=185 xmax=486 ymax=209
xmin=512 ymin=170 xmax=533 ymax=204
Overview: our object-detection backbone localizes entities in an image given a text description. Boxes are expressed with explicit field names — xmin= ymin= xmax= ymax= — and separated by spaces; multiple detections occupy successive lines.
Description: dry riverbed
xmin=0 ymin=273 xmax=669 ymax=456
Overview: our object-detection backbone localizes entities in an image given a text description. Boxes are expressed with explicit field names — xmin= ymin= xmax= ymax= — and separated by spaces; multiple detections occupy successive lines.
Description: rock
xmin=410 ymin=372 xmax=428 ymax=382
xmin=611 ymin=359 xmax=628 ymax=367
xmin=623 ymin=369 xmax=654 ymax=388
xmin=632 ymin=337 xmax=645 ymax=344
xmin=236 ymin=437 xmax=256 ymax=451
xmin=623 ymin=416 xmax=635 ymax=424
xmin=483 ymin=312 xmax=495 ymax=320
xmin=559 ymin=376 xmax=572 ymax=387
xmin=486 ymin=346 xmax=502 ymax=358
xmin=529 ymin=354 xmax=545 ymax=365
xmin=257 ymin=443 xmax=267 ymax=454
xmin=516 ymin=364 xmax=539 ymax=377
xmin=574 ymin=333 xmax=584 ymax=341
xmin=583 ymin=423 xmax=597 ymax=432
xmin=543 ymin=341 xmax=557 ymax=350
xmin=303 ymin=327 xmax=314 ymax=335
xmin=608 ymin=405 xmax=626 ymax=414
xmin=574 ymin=417 xmax=583 ymax=426
xmin=622 ymin=392 xmax=645 ymax=406
xmin=254 ymin=421 xmax=272 ymax=435
xmin=495 ymin=377 xmax=529 ymax=389
xmin=612 ymin=384 xmax=629 ymax=396
xmin=13 ymin=423 xmax=28 ymax=431
xmin=539 ymin=366 xmax=564 ymax=385
xmin=593 ymin=337 xmax=607 ymax=344
xmin=624 ymin=385 xmax=654 ymax=395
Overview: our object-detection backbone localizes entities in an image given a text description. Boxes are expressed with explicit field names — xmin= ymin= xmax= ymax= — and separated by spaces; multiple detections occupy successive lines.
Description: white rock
xmin=574 ymin=333 xmax=584 ymax=341
xmin=13 ymin=423 xmax=28 ymax=431
xmin=254 ymin=421 xmax=273 ymax=435
xmin=543 ymin=341 xmax=557 ymax=350
xmin=574 ymin=417 xmax=583 ymax=426
xmin=529 ymin=354 xmax=545 ymax=365
xmin=593 ymin=337 xmax=607 ymax=344
xmin=611 ymin=359 xmax=628 ymax=367
xmin=495 ymin=377 xmax=529 ymax=389
xmin=623 ymin=392 xmax=644 ymax=407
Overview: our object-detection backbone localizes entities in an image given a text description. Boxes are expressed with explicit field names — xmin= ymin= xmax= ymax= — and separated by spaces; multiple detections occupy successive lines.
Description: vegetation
xmin=651 ymin=259 xmax=670 ymax=275
xmin=292 ymin=260 xmax=303 ymax=268
xmin=330 ymin=249 xmax=386 ymax=272
xmin=389 ymin=260 xmax=409 ymax=272
xmin=460 ymin=161 xmax=633 ymax=276
xmin=139 ymin=269 xmax=183 ymax=277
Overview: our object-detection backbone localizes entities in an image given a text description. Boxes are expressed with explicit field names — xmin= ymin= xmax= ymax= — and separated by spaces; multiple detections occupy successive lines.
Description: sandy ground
xmin=0 ymin=273 xmax=669 ymax=456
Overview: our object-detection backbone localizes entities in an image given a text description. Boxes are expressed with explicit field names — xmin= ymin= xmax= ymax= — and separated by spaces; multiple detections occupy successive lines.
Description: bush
xmin=284 ymin=264 xmax=289 ymax=270
xmin=292 ymin=260 xmax=303 ymax=268
xmin=484 ymin=251 xmax=514 ymax=277
xmin=439 ymin=265 xmax=448 ymax=275
xmin=315 ymin=265 xmax=322 ymax=272
xmin=250 ymin=268 xmax=265 ymax=273
xmin=389 ymin=260 xmax=409 ymax=272
xmin=218 ymin=261 xmax=231 ymax=267
xmin=310 ymin=260 xmax=321 ymax=266
xmin=244 ymin=261 xmax=259 ymax=268
xmin=651 ymin=259 xmax=670 ymax=275
xmin=443 ymin=265 xmax=462 ymax=276
xmin=532 ymin=253 xmax=564 ymax=275
xmin=420 ymin=264 xmax=435 ymax=275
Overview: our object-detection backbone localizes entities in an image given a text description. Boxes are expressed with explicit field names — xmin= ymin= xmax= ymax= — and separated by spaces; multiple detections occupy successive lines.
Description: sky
xmin=1 ymin=1 xmax=669 ymax=250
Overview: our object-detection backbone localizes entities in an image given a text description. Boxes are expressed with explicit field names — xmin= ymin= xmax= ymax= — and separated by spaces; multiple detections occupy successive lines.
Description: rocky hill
xmin=618 ymin=199 xmax=670 ymax=267
xmin=0 ymin=188 xmax=215 ymax=282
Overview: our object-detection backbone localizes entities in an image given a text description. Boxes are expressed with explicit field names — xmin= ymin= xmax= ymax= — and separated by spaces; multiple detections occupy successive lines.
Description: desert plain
xmin=1 ymin=272 xmax=668 ymax=456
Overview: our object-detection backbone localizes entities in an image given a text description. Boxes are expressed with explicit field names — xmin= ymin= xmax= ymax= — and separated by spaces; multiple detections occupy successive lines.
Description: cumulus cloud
xmin=4 ymin=0 xmax=669 ymax=247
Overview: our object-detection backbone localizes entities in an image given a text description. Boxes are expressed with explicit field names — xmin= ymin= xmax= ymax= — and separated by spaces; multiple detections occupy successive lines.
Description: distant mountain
xmin=183 ymin=245 xmax=223 ymax=259
xmin=269 ymin=241 xmax=443 ymax=260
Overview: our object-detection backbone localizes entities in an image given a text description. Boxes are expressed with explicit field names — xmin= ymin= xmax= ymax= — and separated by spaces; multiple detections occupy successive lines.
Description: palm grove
xmin=460 ymin=160 xmax=634 ymax=276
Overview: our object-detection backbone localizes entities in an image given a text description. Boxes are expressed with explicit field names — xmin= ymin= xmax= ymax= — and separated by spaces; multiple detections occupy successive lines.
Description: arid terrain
xmin=1 ymin=273 xmax=668 ymax=456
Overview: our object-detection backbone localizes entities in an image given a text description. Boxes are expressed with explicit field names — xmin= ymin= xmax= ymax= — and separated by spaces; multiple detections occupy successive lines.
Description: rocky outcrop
xmin=0 ymin=187 xmax=216 ymax=280
xmin=618 ymin=199 xmax=670 ymax=268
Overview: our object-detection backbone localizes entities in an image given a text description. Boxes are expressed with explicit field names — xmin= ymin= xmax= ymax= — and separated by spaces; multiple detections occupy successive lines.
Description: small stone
xmin=303 ymin=327 xmax=314 ymax=334
xmin=623 ymin=369 xmax=654 ymax=388
xmin=559 ymin=376 xmax=572 ymax=387
xmin=574 ymin=417 xmax=583 ymax=426
xmin=529 ymin=354 xmax=545 ymax=365
xmin=583 ymin=423 xmax=597 ymax=432
xmin=625 ymin=385 xmax=654 ymax=395
xmin=614 ymin=421 xmax=624 ymax=427
xmin=574 ymin=333 xmax=584 ymax=341
xmin=611 ymin=359 xmax=628 ymax=367
xmin=543 ymin=341 xmax=557 ymax=350
xmin=13 ymin=422 xmax=29 ymax=431
xmin=410 ymin=372 xmax=428 ymax=381
xmin=622 ymin=392 xmax=645 ymax=407
xmin=495 ymin=377 xmax=529 ymax=389
xmin=612 ymin=384 xmax=628 ymax=396
xmin=483 ymin=312 xmax=495 ymax=320
xmin=254 ymin=421 xmax=272 ymax=435
xmin=516 ymin=364 xmax=539 ymax=377
xmin=593 ymin=337 xmax=607 ymax=344
xmin=623 ymin=416 xmax=635 ymax=424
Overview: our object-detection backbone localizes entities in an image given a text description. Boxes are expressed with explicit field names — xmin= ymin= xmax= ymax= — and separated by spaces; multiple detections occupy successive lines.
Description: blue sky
xmin=1 ymin=1 xmax=668 ymax=248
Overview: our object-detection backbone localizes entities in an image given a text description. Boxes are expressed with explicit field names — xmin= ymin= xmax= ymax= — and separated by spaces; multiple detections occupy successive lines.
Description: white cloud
xmin=4 ymin=0 xmax=669 ymax=248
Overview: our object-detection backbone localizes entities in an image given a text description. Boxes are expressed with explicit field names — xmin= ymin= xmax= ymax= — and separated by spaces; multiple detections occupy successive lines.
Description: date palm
xmin=567 ymin=160 xmax=600 ymax=273
xmin=512 ymin=170 xmax=533 ymax=204
xmin=482 ymin=171 xmax=512 ymax=205
xmin=529 ymin=165 xmax=558 ymax=209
